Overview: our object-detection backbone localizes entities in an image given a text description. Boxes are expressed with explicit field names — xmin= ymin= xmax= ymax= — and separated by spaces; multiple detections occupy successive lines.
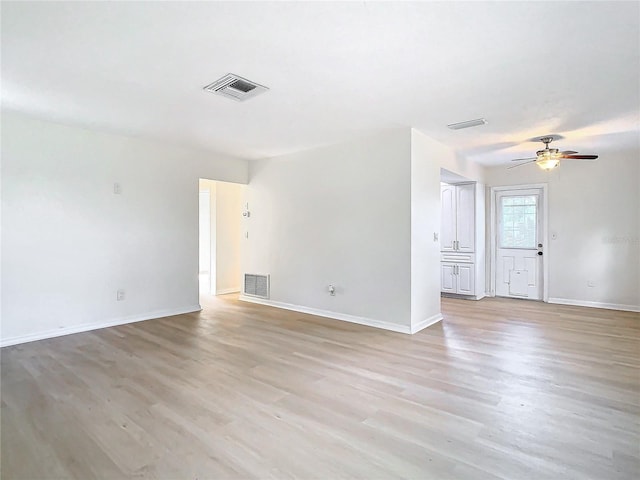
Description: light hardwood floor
xmin=2 ymin=296 xmax=639 ymax=479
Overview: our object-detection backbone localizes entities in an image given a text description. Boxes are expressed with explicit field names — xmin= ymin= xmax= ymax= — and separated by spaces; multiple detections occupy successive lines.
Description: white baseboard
xmin=411 ymin=313 xmax=443 ymax=334
xmin=239 ymin=295 xmax=413 ymax=334
xmin=0 ymin=304 xmax=202 ymax=348
xmin=216 ymin=288 xmax=240 ymax=295
xmin=441 ymin=293 xmax=484 ymax=301
xmin=548 ymin=298 xmax=640 ymax=313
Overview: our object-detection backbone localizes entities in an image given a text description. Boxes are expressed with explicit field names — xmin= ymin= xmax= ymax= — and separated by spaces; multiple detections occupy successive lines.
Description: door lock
xmin=537 ymin=251 xmax=543 ymax=256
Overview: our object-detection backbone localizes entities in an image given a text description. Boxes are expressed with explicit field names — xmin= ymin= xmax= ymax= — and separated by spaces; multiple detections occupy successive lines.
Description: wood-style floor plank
xmin=2 ymin=295 xmax=639 ymax=479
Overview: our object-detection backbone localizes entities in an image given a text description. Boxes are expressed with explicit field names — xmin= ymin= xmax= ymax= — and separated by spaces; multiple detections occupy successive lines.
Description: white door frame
xmin=489 ymin=183 xmax=549 ymax=302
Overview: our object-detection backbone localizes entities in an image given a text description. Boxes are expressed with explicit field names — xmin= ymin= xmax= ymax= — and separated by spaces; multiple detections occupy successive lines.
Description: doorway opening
xmin=198 ymin=179 xmax=245 ymax=298
xmin=490 ymin=184 xmax=548 ymax=301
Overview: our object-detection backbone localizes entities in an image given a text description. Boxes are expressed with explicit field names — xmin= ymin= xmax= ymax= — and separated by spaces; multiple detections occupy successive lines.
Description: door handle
xmin=537 ymin=251 xmax=543 ymax=256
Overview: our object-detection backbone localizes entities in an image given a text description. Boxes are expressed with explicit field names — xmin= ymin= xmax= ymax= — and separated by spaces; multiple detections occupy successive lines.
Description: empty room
xmin=1 ymin=1 xmax=639 ymax=479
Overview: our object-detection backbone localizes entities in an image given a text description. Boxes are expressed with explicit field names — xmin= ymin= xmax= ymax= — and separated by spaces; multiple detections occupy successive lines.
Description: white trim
xmin=0 ymin=305 xmax=202 ymax=348
xmin=548 ymin=298 xmax=640 ymax=313
xmin=490 ymin=183 xmax=549 ymax=302
xmin=216 ymin=288 xmax=240 ymax=295
xmin=441 ymin=293 xmax=486 ymax=301
xmin=411 ymin=313 xmax=444 ymax=334
xmin=239 ymin=295 xmax=413 ymax=334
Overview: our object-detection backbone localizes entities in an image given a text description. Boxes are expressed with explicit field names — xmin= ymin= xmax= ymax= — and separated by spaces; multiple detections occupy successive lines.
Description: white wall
xmin=440 ymin=150 xmax=486 ymax=185
xmin=242 ymin=130 xmax=413 ymax=332
xmin=410 ymin=130 xmax=446 ymax=331
xmin=1 ymin=111 xmax=248 ymax=346
xmin=485 ymin=147 xmax=640 ymax=311
xmin=198 ymin=186 xmax=213 ymax=293
xmin=474 ymin=182 xmax=486 ymax=298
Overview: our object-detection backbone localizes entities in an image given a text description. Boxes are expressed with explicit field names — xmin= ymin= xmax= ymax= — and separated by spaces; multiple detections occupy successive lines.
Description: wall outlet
xmin=433 ymin=232 xmax=439 ymax=242
xmin=328 ymin=284 xmax=336 ymax=296
xmin=113 ymin=182 xmax=122 ymax=194
xmin=117 ymin=289 xmax=125 ymax=301
xmin=587 ymin=280 xmax=596 ymax=288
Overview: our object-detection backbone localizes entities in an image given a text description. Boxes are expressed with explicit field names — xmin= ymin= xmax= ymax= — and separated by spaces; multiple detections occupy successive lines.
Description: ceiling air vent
xmin=203 ymin=73 xmax=268 ymax=102
xmin=447 ymin=118 xmax=488 ymax=130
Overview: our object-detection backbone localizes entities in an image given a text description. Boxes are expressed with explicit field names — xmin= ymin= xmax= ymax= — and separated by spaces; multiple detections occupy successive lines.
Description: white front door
xmin=495 ymin=188 xmax=544 ymax=300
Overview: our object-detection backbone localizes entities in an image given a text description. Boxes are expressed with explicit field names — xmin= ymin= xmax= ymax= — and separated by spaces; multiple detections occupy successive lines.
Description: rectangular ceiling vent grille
xmin=244 ymin=274 xmax=270 ymax=299
xmin=204 ymin=74 xmax=268 ymax=102
xmin=447 ymin=118 xmax=488 ymax=130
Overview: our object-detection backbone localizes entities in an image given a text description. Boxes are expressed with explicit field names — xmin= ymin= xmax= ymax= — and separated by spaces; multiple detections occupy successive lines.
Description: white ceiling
xmin=2 ymin=1 xmax=639 ymax=165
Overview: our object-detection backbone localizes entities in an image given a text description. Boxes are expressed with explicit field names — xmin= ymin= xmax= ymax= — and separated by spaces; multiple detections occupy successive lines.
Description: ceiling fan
xmin=509 ymin=136 xmax=598 ymax=170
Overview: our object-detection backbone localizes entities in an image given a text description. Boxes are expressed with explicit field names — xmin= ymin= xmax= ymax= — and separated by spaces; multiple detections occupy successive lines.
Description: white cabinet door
xmin=441 ymin=262 xmax=475 ymax=294
xmin=456 ymin=263 xmax=475 ymax=295
xmin=456 ymin=183 xmax=475 ymax=253
xmin=440 ymin=185 xmax=456 ymax=252
xmin=441 ymin=263 xmax=456 ymax=293
xmin=441 ymin=183 xmax=475 ymax=253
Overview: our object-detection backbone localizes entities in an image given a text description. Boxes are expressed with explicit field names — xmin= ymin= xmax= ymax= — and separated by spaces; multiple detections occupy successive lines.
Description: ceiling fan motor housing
xmin=537 ymin=148 xmax=559 ymax=157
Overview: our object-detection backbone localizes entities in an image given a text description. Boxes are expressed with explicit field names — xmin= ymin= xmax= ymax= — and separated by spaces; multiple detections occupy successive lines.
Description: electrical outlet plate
xmin=117 ymin=289 xmax=125 ymax=301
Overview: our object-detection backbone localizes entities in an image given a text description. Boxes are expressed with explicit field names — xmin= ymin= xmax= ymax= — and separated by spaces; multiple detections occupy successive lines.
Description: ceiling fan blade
xmin=560 ymin=154 xmax=598 ymax=160
xmin=560 ymin=150 xmax=578 ymax=155
xmin=510 ymin=157 xmax=537 ymax=162
xmin=507 ymin=159 xmax=537 ymax=169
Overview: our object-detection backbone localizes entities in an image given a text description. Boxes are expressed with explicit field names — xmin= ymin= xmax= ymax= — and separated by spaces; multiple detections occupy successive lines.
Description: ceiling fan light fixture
xmin=536 ymin=158 xmax=560 ymax=170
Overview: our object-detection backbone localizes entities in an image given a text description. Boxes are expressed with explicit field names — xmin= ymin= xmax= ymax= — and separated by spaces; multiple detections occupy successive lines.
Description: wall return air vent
xmin=244 ymin=274 xmax=270 ymax=299
xmin=203 ymin=74 xmax=268 ymax=102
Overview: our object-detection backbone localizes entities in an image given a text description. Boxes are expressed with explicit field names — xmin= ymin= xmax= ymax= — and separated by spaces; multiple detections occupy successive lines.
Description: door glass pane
xmin=500 ymin=195 xmax=537 ymax=248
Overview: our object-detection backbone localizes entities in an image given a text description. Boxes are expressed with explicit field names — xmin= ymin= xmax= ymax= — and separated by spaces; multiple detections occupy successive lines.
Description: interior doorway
xmin=198 ymin=179 xmax=245 ymax=297
xmin=490 ymin=184 xmax=548 ymax=301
